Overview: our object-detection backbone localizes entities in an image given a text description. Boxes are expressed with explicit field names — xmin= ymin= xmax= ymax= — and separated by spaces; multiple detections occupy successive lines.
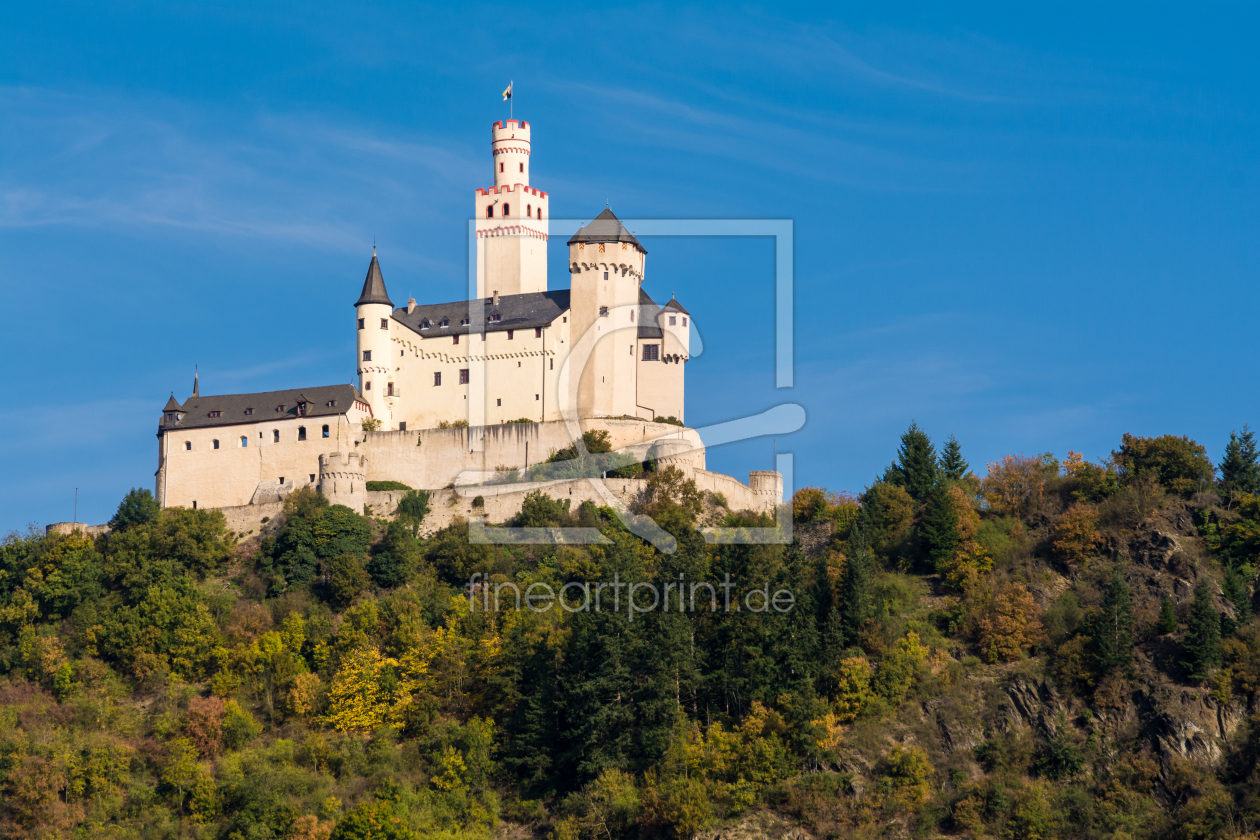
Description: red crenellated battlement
xmin=492 ymin=119 xmax=530 ymax=131
xmin=475 ymin=185 xmax=549 ymax=198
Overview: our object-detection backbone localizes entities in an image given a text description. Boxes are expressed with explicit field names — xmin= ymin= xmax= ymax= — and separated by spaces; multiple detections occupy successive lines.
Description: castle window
xmin=486 ymin=205 xmax=493 ymax=219
xmin=322 ymin=424 xmax=330 ymax=438
xmin=507 ymin=330 xmax=514 ymax=340
xmin=631 ymin=311 xmax=635 ymax=322
xmin=535 ymin=394 xmax=539 ymax=400
xmin=245 ymin=407 xmax=254 ymax=415
xmin=563 ymin=316 xmax=567 ymax=323
xmin=363 ymin=350 xmax=372 ymax=361
xmin=535 ymin=327 xmax=542 ymax=338
xmin=453 ymin=335 xmax=459 ymax=345
xmin=683 ymin=317 xmax=688 ymax=326
xmin=399 ymin=422 xmax=406 ymax=431
xmin=213 ymin=439 xmax=219 ymax=449
xmin=310 ymin=474 xmax=316 ymax=482
xmin=357 ymin=318 xmax=365 ymax=330
xmin=669 ymin=315 xmax=677 ymax=326
xmin=519 ymin=162 xmax=524 ymax=172
xmin=185 ymin=441 xmax=191 ymax=450
xmin=643 ymin=344 xmax=660 ymax=361
xmin=599 ymin=306 xmax=609 ymax=317
xmin=499 ymin=162 xmax=504 ymax=173
xmin=380 ymin=318 xmax=388 ymax=330
xmin=538 ymin=208 xmax=543 ymax=219
xmin=502 ymin=203 xmax=510 ymax=216
xmin=420 ymin=319 xmax=430 ymax=330
xmin=208 ymin=410 xmax=220 ymax=418
xmin=527 ymin=204 xmax=532 ymax=217
xmin=630 ymin=345 xmax=634 ymax=355
xmin=387 ymin=382 xmax=394 ymax=396
xmin=279 ymin=477 xmax=285 ymax=485
xmin=400 ymin=350 xmax=404 ymax=356
xmin=273 ymin=430 xmax=280 ymax=443
xmin=460 ymin=369 xmax=469 ymax=384
xmin=603 ymin=271 xmax=608 ymax=280
xmin=241 ymin=436 xmax=248 ymax=447
xmin=192 ymin=501 xmax=197 ymax=509
xmin=298 ymin=427 xmax=306 ymax=441
xmin=433 ymin=372 xmax=441 ymax=386
xmin=365 ymin=382 xmax=371 ymax=390
xmin=550 ymin=359 xmax=553 ymax=370
xmin=497 ymin=398 xmax=501 ymax=406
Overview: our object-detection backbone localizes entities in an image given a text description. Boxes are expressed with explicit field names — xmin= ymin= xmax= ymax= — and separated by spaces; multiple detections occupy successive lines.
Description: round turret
xmin=318 ymin=451 xmax=368 ymax=511
xmin=355 ymin=252 xmax=393 ymax=427
xmin=492 ymin=119 xmax=530 ymax=187
xmin=749 ymin=470 xmax=784 ymax=507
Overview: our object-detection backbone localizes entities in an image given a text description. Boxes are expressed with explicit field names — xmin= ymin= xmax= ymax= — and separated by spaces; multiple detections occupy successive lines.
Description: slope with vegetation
xmin=1 ymin=424 xmax=1259 ymax=840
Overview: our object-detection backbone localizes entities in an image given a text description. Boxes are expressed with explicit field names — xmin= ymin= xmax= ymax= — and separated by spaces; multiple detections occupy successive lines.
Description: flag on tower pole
xmin=503 ymin=80 xmax=513 ymax=118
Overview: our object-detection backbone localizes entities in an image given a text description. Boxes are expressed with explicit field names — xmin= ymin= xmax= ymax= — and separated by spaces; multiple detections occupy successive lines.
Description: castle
xmin=152 ymin=118 xmax=781 ymax=529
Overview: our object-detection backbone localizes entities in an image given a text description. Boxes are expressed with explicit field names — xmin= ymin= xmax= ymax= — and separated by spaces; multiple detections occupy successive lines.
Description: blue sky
xmin=3 ymin=2 xmax=1259 ymax=531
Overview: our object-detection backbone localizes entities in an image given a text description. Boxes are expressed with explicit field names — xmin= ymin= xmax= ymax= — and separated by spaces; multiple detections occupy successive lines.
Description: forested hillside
xmin=3 ymin=424 xmax=1260 ymax=840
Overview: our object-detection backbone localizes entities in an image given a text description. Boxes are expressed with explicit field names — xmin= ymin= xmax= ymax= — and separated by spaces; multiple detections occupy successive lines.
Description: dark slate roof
xmin=161 ymin=384 xmax=368 ymax=431
xmin=637 ymin=288 xmax=663 ymax=339
xmin=393 ymin=289 xmax=571 ymax=338
xmin=567 ymin=208 xmax=646 ymax=254
xmin=662 ymin=297 xmax=690 ymax=316
xmin=163 ymin=394 xmax=183 ymax=412
xmin=355 ymin=254 xmax=394 ymax=307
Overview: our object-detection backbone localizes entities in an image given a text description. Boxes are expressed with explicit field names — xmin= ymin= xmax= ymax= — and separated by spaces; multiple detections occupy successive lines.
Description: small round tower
xmin=318 ymin=451 xmax=368 ymax=511
xmin=749 ymin=470 xmax=784 ymax=510
xmin=492 ymin=119 xmax=530 ymax=187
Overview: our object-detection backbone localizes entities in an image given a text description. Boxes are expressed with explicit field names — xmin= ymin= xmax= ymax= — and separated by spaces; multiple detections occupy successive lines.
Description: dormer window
xmin=326 ymin=400 xmax=336 ymax=407
xmin=276 ymin=405 xmax=285 ymax=412
xmin=208 ymin=411 xmax=220 ymax=418
xmin=245 ymin=407 xmax=254 ymax=415
xmin=488 ymin=312 xmax=501 ymax=323
xmin=440 ymin=317 xmax=449 ymax=328
xmin=420 ymin=319 xmax=430 ymax=330
xmin=460 ymin=316 xmax=470 ymax=326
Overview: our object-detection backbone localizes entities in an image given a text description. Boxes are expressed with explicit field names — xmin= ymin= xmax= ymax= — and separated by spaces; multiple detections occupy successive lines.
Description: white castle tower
xmin=354 ymin=250 xmax=394 ymax=424
xmin=474 ymin=120 xmax=549 ymax=298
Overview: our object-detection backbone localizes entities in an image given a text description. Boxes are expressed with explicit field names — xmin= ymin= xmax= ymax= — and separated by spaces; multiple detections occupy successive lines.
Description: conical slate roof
xmin=567 ymin=208 xmax=646 ymax=254
xmin=355 ymin=254 xmax=394 ymax=307
xmin=163 ymin=394 xmax=183 ymax=412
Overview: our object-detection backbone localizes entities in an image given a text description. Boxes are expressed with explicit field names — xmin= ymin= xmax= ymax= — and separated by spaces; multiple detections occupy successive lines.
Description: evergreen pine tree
xmin=839 ymin=514 xmax=875 ymax=648
xmin=1222 ymin=566 xmax=1252 ymax=627
xmin=940 ymin=434 xmax=969 ymax=481
xmin=1219 ymin=424 xmax=1260 ymax=495
xmin=1091 ymin=569 xmax=1135 ymax=674
xmin=885 ymin=421 xmax=940 ymax=502
xmin=1181 ymin=576 xmax=1223 ymax=681
xmin=921 ymin=483 xmax=960 ymax=574
xmin=1157 ymin=595 xmax=1178 ymax=635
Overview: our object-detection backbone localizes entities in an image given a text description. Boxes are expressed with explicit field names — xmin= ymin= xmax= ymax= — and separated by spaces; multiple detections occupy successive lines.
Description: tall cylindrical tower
xmin=354 ymin=252 xmax=394 ymax=426
xmin=475 ymin=119 xmax=549 ymax=298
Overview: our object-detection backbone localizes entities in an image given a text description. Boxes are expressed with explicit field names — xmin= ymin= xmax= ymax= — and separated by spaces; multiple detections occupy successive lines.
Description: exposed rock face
xmin=694 ymin=812 xmax=815 ymax=840
xmin=993 ymin=678 xmax=1063 ymax=735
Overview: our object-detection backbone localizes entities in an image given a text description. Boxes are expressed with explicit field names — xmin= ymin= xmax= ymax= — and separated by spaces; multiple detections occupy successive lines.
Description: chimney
xmin=407 ymin=298 xmax=416 ymax=314
xmin=493 ymin=290 xmax=499 ymax=306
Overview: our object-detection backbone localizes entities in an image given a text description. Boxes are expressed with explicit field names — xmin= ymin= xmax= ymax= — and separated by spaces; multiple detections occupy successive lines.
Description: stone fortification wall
xmin=46 ymin=522 xmax=112 ymax=539
xmin=360 ymin=418 xmax=704 ymax=490
xmin=692 ymin=469 xmax=781 ymax=513
xmin=216 ymin=501 xmax=285 ymax=540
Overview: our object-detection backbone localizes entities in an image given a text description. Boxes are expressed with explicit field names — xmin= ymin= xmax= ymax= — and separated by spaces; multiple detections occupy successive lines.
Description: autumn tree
xmin=1052 ymin=503 xmax=1103 ymax=566
xmin=981 ymin=454 xmax=1056 ymax=518
xmin=969 ymin=581 xmax=1045 ymax=663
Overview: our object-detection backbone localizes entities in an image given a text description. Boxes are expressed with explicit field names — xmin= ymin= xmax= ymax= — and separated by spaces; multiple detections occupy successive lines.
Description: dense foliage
xmin=1 ymin=423 xmax=1259 ymax=840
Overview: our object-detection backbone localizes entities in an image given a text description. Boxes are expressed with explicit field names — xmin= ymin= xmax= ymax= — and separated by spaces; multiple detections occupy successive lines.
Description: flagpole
xmin=510 ymin=79 xmax=513 ymax=120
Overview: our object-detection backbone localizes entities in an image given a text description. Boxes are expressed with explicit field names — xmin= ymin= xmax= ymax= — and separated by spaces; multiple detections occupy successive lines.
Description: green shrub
xmin=366 ymin=481 xmax=412 ymax=492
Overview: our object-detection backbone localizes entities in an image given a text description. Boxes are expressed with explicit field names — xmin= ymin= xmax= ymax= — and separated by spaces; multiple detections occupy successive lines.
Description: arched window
xmin=273 ymin=429 xmax=280 ymax=443
xmin=240 ymin=436 xmax=248 ymax=448
xmin=298 ymin=426 xmax=306 ymax=441
xmin=213 ymin=439 xmax=219 ymax=449
xmin=502 ymin=203 xmax=510 ymax=216
xmin=527 ymin=204 xmax=532 ymax=217
xmin=538 ymin=208 xmax=543 ymax=219
xmin=322 ymin=424 xmax=330 ymax=438
xmin=485 ymin=205 xmax=493 ymax=219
